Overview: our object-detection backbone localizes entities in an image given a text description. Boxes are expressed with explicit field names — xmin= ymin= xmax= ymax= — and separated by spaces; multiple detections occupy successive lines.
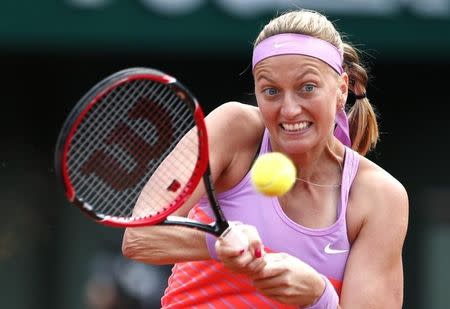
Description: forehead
xmin=253 ymin=54 xmax=335 ymax=78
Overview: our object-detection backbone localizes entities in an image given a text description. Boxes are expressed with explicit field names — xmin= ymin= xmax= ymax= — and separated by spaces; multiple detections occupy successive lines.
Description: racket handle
xmin=220 ymin=222 xmax=249 ymax=250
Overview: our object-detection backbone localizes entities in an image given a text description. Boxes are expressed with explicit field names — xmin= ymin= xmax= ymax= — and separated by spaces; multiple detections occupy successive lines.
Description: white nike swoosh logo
xmin=273 ymin=42 xmax=291 ymax=48
xmin=324 ymin=243 xmax=349 ymax=254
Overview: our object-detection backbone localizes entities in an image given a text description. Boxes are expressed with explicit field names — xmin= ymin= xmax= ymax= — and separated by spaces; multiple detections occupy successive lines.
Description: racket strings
xmin=68 ymin=78 xmax=200 ymax=219
xmin=95 ymin=91 xmax=191 ymax=218
xmin=73 ymin=81 xmax=175 ymax=215
xmin=129 ymin=100 xmax=200 ymax=218
xmin=70 ymin=82 xmax=159 ymax=198
xmin=75 ymin=81 xmax=161 ymax=157
xmin=84 ymin=82 xmax=178 ymax=215
xmin=135 ymin=126 xmax=199 ymax=218
xmin=70 ymin=81 xmax=157 ymax=201
xmin=70 ymin=81 xmax=153 ymax=174
xmin=108 ymin=88 xmax=198 ymax=218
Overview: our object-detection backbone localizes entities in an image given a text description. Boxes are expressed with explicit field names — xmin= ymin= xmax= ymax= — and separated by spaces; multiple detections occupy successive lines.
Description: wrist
xmin=303 ymin=274 xmax=339 ymax=309
xmin=206 ymin=232 xmax=219 ymax=260
xmin=309 ymin=273 xmax=327 ymax=306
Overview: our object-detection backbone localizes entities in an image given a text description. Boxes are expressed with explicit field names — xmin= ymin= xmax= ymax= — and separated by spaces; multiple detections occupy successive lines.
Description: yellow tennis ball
xmin=250 ymin=152 xmax=296 ymax=196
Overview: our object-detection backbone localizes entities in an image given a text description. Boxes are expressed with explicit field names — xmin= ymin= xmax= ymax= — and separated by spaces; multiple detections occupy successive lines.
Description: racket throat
xmin=164 ymin=216 xmax=220 ymax=236
xmin=202 ymin=170 xmax=229 ymax=234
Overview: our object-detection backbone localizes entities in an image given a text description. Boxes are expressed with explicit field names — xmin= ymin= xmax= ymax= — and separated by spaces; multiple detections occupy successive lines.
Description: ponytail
xmin=342 ymin=43 xmax=379 ymax=156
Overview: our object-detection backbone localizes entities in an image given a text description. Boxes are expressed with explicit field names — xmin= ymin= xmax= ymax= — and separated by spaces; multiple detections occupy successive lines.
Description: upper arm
xmin=174 ymin=101 xmax=262 ymax=215
xmin=122 ymin=102 xmax=261 ymax=263
xmin=138 ymin=101 xmax=258 ymax=217
xmin=340 ymin=173 xmax=409 ymax=308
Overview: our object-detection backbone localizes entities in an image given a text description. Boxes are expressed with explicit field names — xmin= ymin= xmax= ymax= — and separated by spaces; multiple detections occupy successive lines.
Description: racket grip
xmin=220 ymin=222 xmax=249 ymax=250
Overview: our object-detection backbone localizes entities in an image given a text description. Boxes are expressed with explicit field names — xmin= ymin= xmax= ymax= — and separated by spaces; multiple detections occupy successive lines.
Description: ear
xmin=337 ymin=73 xmax=349 ymax=109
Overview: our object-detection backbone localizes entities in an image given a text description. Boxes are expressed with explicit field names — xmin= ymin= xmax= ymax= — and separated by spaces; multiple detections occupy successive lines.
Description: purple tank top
xmin=199 ymin=129 xmax=359 ymax=283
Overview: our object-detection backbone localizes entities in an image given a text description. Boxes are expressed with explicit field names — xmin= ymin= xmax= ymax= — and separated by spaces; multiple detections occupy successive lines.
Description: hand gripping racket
xmin=55 ymin=67 xmax=247 ymax=247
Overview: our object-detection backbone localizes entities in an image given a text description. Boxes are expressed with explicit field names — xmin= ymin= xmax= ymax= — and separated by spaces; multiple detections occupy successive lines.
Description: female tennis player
xmin=122 ymin=9 xmax=408 ymax=308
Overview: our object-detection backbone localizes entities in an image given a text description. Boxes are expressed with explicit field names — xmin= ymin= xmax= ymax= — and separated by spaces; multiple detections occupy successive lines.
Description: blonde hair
xmin=254 ymin=10 xmax=379 ymax=156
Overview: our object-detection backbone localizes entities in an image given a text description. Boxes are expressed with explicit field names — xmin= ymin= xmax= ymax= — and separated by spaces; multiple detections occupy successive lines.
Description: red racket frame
xmin=57 ymin=71 xmax=211 ymax=228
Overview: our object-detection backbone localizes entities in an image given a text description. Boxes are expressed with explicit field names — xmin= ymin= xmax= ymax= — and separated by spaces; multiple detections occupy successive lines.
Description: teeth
xmin=282 ymin=122 xmax=310 ymax=131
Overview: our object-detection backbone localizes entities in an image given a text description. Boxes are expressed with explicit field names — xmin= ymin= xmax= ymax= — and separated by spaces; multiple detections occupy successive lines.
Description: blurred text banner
xmin=0 ymin=0 xmax=449 ymax=57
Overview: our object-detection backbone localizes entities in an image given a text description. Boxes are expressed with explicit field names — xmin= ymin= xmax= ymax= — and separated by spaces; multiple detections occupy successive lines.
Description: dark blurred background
xmin=0 ymin=1 xmax=449 ymax=308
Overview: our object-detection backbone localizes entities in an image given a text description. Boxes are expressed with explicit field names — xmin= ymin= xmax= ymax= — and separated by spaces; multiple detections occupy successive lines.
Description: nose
xmin=280 ymin=93 xmax=302 ymax=118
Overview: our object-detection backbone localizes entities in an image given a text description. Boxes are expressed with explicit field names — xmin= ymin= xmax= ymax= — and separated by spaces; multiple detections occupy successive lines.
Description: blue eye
xmin=263 ymin=88 xmax=278 ymax=96
xmin=303 ymin=84 xmax=315 ymax=93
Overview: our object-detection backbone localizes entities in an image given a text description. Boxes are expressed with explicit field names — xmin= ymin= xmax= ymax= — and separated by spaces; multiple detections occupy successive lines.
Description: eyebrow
xmin=255 ymin=66 xmax=321 ymax=83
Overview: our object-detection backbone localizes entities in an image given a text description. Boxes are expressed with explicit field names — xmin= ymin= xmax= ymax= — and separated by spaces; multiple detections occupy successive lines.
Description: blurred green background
xmin=1 ymin=1 xmax=449 ymax=308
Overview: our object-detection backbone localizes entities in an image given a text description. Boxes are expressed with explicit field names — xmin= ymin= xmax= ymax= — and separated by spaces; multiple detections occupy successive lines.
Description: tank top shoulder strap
xmin=260 ymin=128 xmax=271 ymax=154
xmin=339 ymin=147 xmax=360 ymax=216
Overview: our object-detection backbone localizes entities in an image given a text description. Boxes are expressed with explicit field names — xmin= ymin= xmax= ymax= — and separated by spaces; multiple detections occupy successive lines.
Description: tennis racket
xmin=55 ymin=67 xmax=247 ymax=246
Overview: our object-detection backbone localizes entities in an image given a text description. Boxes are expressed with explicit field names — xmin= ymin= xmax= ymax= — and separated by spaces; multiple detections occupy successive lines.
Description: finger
xmin=263 ymin=252 xmax=288 ymax=263
xmin=241 ymin=225 xmax=265 ymax=258
xmin=222 ymin=249 xmax=267 ymax=275
xmin=242 ymin=254 xmax=267 ymax=275
xmin=221 ymin=250 xmax=256 ymax=269
xmin=219 ymin=222 xmax=249 ymax=251
xmin=252 ymin=271 xmax=286 ymax=289
xmin=216 ymin=238 xmax=246 ymax=257
xmin=251 ymin=259 xmax=285 ymax=280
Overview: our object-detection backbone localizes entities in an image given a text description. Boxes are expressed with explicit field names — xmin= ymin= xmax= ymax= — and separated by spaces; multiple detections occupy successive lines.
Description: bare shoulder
xmin=343 ymin=155 xmax=408 ymax=308
xmin=356 ymin=156 xmax=408 ymax=206
xmin=207 ymin=102 xmax=262 ymax=128
xmin=203 ymin=102 xmax=264 ymax=188
xmin=347 ymin=155 xmax=409 ymax=242
xmin=206 ymin=101 xmax=264 ymax=146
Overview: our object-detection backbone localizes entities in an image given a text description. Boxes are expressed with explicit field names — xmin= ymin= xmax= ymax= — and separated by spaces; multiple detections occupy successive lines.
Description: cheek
xmin=311 ymin=97 xmax=338 ymax=126
xmin=257 ymin=104 xmax=275 ymax=126
xmin=256 ymin=97 xmax=275 ymax=116
xmin=325 ymin=105 xmax=339 ymax=129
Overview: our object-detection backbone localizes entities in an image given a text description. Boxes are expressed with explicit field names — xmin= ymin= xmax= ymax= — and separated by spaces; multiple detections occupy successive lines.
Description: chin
xmin=279 ymin=141 xmax=312 ymax=155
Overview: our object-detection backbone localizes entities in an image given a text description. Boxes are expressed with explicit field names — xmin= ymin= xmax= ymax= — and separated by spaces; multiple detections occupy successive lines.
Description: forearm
xmin=303 ymin=274 xmax=339 ymax=309
xmin=122 ymin=225 xmax=210 ymax=264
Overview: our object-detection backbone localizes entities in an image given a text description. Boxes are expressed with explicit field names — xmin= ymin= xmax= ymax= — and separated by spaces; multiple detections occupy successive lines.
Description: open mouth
xmin=281 ymin=121 xmax=312 ymax=132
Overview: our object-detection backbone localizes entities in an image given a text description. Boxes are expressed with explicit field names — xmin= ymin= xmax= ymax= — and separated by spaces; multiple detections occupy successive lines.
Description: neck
xmin=282 ymin=139 xmax=345 ymax=188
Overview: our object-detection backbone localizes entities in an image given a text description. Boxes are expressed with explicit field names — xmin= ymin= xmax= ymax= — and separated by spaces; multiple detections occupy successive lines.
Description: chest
xmin=278 ymin=187 xmax=341 ymax=229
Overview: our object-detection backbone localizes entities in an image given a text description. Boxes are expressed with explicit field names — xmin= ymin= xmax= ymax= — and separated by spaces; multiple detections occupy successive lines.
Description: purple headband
xmin=334 ymin=109 xmax=351 ymax=147
xmin=252 ymin=33 xmax=344 ymax=74
xmin=252 ymin=33 xmax=351 ymax=146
